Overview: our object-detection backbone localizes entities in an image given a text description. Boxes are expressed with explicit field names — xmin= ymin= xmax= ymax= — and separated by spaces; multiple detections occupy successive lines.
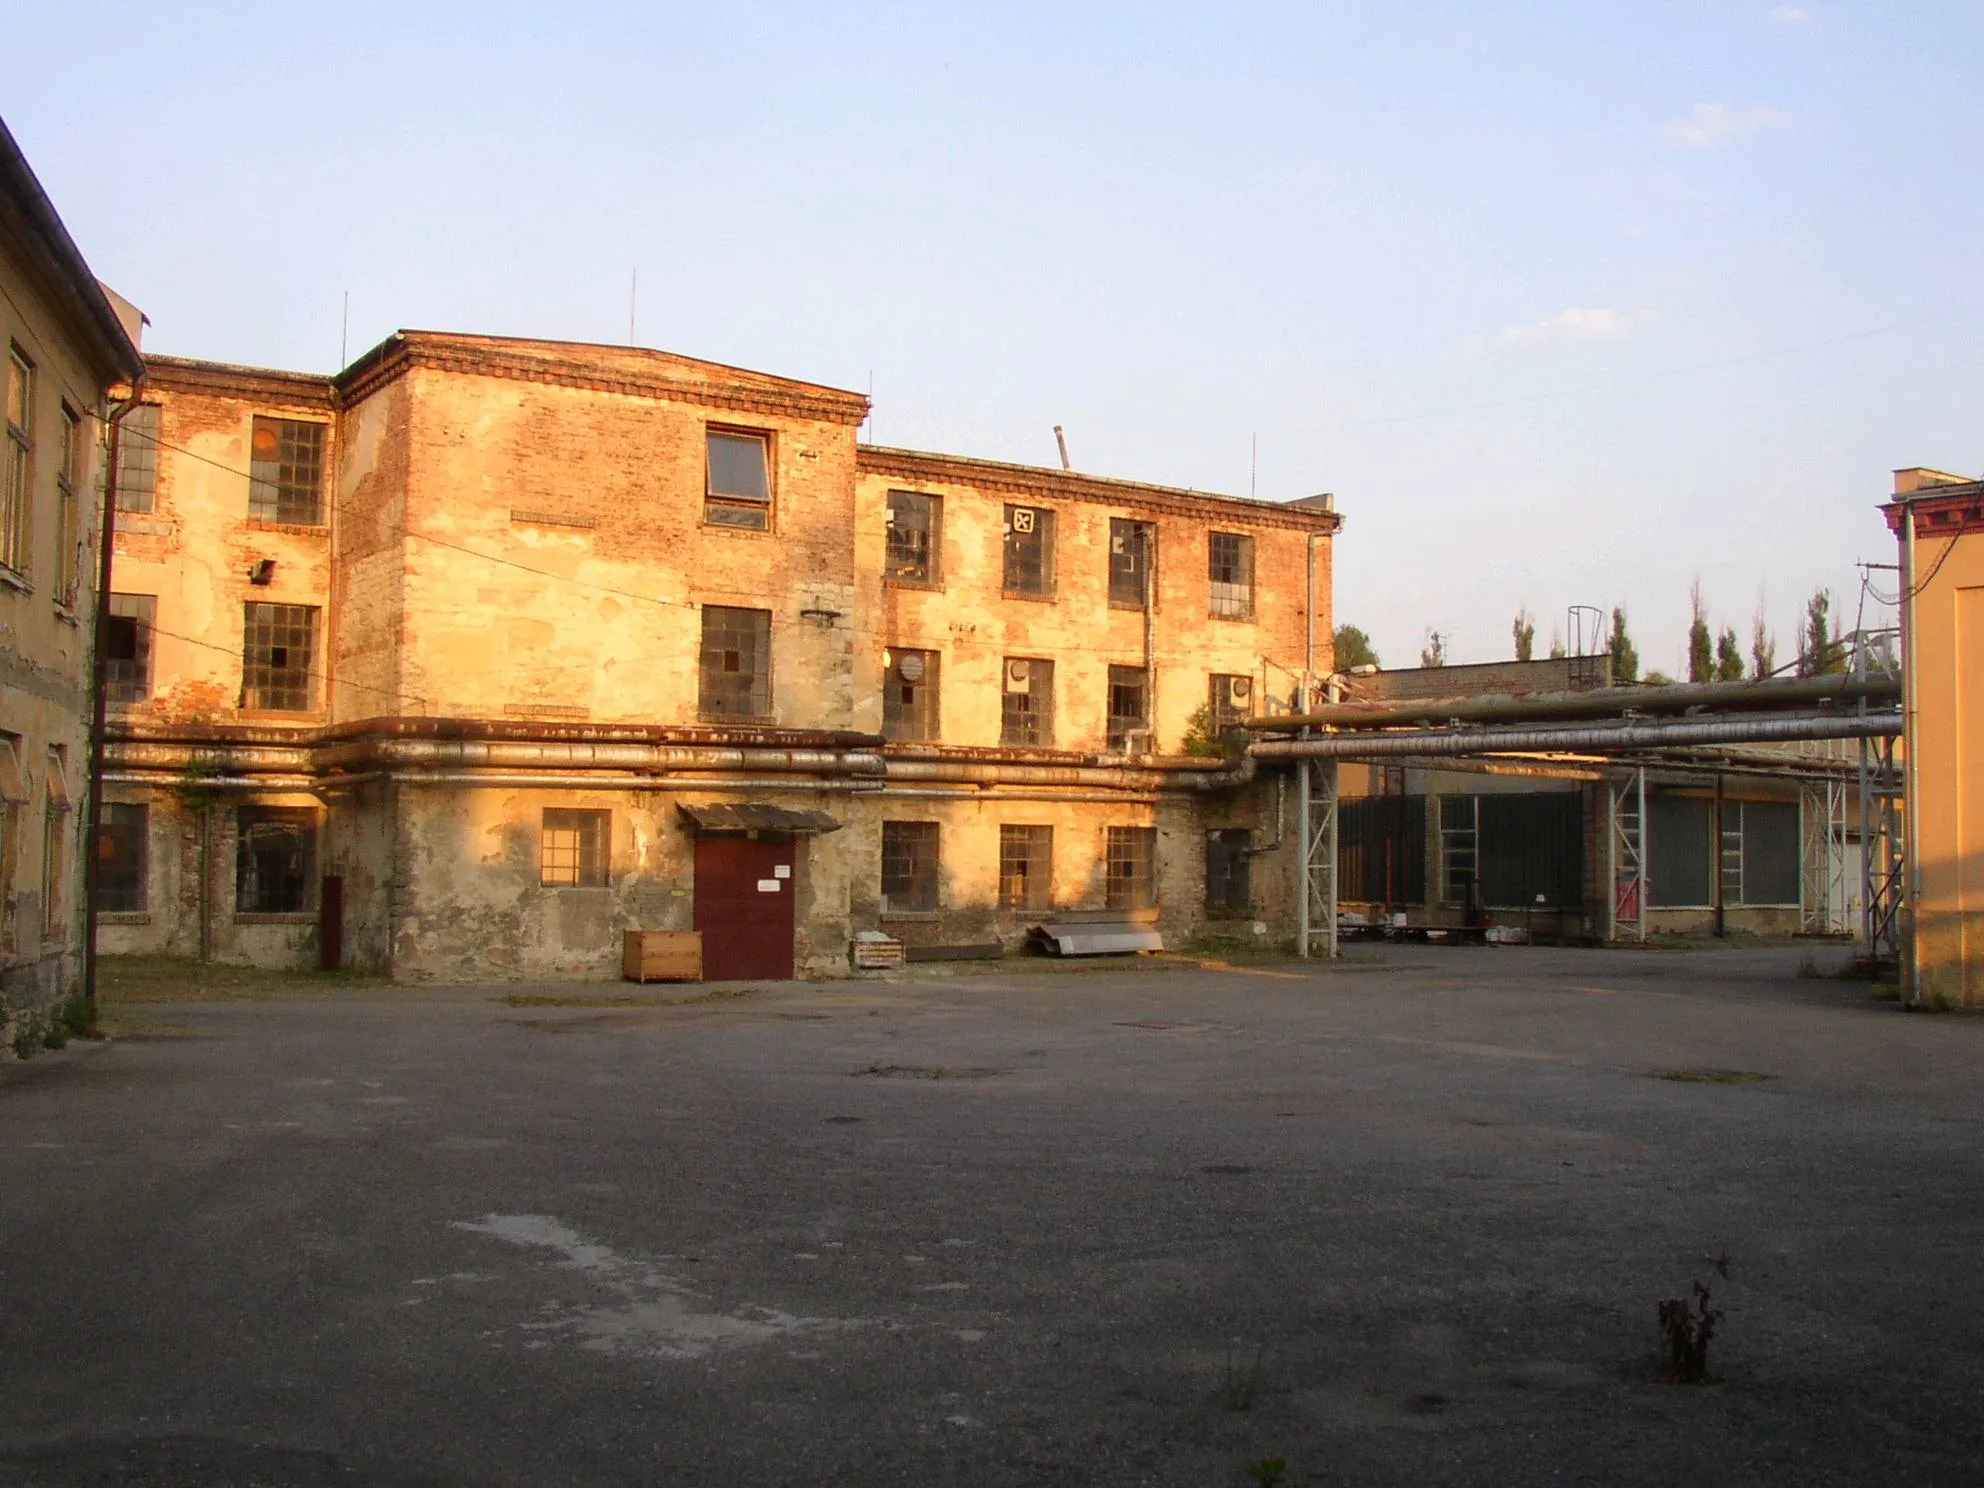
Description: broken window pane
xmin=248 ymin=417 xmax=325 ymax=525
xmin=235 ymin=806 xmax=317 ymax=914
xmin=881 ymin=820 xmax=939 ymax=913
xmin=699 ymin=605 xmax=771 ymax=719
xmin=1208 ymin=531 xmax=1254 ymax=618
xmin=1001 ymin=657 xmax=1053 ymax=746
xmin=1105 ymin=826 xmax=1156 ymax=910
xmin=885 ymin=491 xmax=939 ymax=583
xmin=882 ymin=648 xmax=940 ymax=741
xmin=1108 ymin=518 xmax=1154 ymax=608
xmin=1107 ymin=665 xmax=1148 ymax=751
xmin=241 ymin=602 xmax=318 ymax=712
xmin=1003 ymin=505 xmax=1054 ymax=596
xmin=999 ymin=824 xmax=1053 ymax=911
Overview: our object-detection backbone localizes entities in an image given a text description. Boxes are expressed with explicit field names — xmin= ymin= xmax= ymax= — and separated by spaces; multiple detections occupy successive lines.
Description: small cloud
xmin=1663 ymin=102 xmax=1790 ymax=148
xmin=1472 ymin=307 xmax=1656 ymax=353
xmin=1770 ymin=5 xmax=1812 ymax=21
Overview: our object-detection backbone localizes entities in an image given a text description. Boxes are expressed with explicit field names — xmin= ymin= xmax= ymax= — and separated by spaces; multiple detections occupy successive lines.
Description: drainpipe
xmin=1901 ymin=501 xmax=1921 ymax=1005
xmin=82 ymin=383 xmax=143 ymax=1014
xmin=197 ymin=801 xmax=213 ymax=965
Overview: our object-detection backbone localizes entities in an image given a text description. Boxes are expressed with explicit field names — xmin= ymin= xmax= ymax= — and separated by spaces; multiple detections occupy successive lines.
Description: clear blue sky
xmin=10 ymin=2 xmax=1978 ymax=672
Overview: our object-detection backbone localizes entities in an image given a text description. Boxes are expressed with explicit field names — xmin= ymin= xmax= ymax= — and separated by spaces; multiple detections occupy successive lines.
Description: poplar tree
xmin=1750 ymin=609 xmax=1777 ymax=680
xmin=1609 ymin=608 xmax=1639 ymax=684
xmin=1420 ymin=630 xmax=1448 ymax=668
xmin=1686 ymin=581 xmax=1713 ymax=683
xmin=1715 ymin=626 xmax=1745 ymax=682
xmin=1512 ymin=608 xmax=1536 ymax=662
xmin=1332 ymin=624 xmax=1378 ymax=670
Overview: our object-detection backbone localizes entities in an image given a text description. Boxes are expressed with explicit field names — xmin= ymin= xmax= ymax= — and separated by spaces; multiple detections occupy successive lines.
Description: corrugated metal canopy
xmin=676 ymin=802 xmax=842 ymax=835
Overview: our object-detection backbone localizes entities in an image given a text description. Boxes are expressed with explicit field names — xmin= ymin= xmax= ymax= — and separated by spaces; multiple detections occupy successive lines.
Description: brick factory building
xmin=97 ymin=332 xmax=1341 ymax=978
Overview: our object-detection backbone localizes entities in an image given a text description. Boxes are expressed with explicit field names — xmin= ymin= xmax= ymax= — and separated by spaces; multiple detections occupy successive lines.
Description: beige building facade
xmin=101 ymin=332 xmax=1339 ymax=979
xmin=1885 ymin=468 xmax=1984 ymax=1007
xmin=0 ymin=118 xmax=142 ymax=1017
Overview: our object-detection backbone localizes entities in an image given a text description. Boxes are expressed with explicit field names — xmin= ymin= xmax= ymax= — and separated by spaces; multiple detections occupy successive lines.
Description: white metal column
xmin=1302 ymin=758 xmax=1338 ymax=959
xmin=1609 ymin=769 xmax=1647 ymax=942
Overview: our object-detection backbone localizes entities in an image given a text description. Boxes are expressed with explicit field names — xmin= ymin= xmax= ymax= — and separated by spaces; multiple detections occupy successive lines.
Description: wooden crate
xmin=622 ymin=930 xmax=703 ymax=983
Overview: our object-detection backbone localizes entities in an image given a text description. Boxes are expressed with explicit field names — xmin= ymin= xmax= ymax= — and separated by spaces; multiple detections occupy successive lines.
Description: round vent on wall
xmin=1231 ymin=676 xmax=1252 ymax=701
xmin=897 ymin=653 xmax=926 ymax=683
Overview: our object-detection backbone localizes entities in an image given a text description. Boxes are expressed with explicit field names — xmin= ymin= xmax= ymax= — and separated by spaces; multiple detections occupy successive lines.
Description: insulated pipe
xmin=883 ymin=757 xmax=1252 ymax=792
xmin=1248 ymin=712 xmax=1901 ymax=761
xmin=304 ymin=773 xmax=887 ymax=794
xmin=1248 ymin=674 xmax=1901 ymax=731
xmin=101 ymin=773 xmax=321 ymax=791
xmin=311 ymin=738 xmax=886 ymax=775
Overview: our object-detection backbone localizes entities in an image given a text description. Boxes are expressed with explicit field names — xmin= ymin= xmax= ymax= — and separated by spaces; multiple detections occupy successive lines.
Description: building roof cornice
xmin=1882 ymin=481 xmax=1984 ymax=539
xmin=141 ymin=354 xmax=336 ymax=407
xmin=857 ymin=444 xmax=1344 ymax=532
xmin=336 ymin=331 xmax=872 ymax=425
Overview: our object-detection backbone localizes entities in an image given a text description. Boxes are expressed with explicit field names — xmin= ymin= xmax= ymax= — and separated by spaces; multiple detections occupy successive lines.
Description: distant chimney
xmin=1053 ymin=426 xmax=1071 ymax=471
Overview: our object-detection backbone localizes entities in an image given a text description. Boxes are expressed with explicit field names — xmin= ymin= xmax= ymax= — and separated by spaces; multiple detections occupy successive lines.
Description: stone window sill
xmin=232 ymin=912 xmax=318 ymax=924
xmin=879 ymin=909 xmax=941 ymax=922
xmin=244 ymin=519 xmax=328 ymax=536
xmin=1000 ymin=589 xmax=1056 ymax=604
xmin=0 ymin=565 xmax=30 ymax=594
xmin=98 ymin=912 xmax=152 ymax=924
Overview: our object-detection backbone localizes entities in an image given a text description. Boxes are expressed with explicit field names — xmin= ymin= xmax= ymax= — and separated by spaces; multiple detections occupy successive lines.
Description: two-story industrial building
xmin=99 ymin=332 xmax=1340 ymax=979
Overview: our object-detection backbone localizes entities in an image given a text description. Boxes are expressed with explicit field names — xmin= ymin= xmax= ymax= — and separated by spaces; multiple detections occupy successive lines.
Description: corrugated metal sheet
xmin=676 ymin=802 xmax=843 ymax=835
xmin=1029 ymin=922 xmax=1165 ymax=956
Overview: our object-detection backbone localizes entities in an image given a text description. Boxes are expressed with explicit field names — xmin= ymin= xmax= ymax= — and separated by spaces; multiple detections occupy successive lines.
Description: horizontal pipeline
xmin=1247 ymin=712 xmax=1902 ymax=761
xmin=1250 ymin=673 xmax=1901 ymax=731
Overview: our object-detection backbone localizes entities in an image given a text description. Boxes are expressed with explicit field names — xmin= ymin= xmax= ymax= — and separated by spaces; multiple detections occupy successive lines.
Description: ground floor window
xmin=998 ymin=824 xmax=1053 ymax=911
xmin=236 ymin=806 xmax=317 ymax=914
xmin=1339 ymin=795 xmax=1427 ymax=905
xmin=1204 ymin=829 xmax=1252 ymax=915
xmin=98 ymin=802 xmax=149 ymax=913
xmin=881 ymin=821 xmax=939 ymax=913
xmin=1105 ymin=826 xmax=1156 ymax=910
xmin=1721 ymin=799 xmax=1799 ymax=906
xmin=540 ymin=809 xmax=609 ymax=887
xmin=1647 ymin=795 xmax=1712 ymax=908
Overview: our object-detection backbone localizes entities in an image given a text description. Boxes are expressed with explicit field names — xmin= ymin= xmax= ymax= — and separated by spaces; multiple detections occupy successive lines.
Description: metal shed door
xmin=694 ymin=835 xmax=797 ymax=980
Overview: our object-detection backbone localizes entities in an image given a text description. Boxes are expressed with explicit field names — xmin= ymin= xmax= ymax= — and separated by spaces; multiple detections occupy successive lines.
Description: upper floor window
xmin=1209 ymin=673 xmax=1255 ymax=736
xmin=705 ymin=429 xmax=771 ymax=531
xmin=1208 ymin=531 xmax=1254 ymax=619
xmin=3 ymin=346 xmax=34 ymax=575
xmin=1108 ymin=518 xmax=1154 ymax=608
xmin=248 ymin=417 xmax=325 ymax=526
xmin=105 ymin=594 xmax=156 ymax=704
xmin=115 ymin=404 xmax=160 ymax=513
xmin=885 ymin=491 xmax=939 ymax=584
xmin=1106 ymin=665 xmax=1148 ymax=751
xmin=699 ymin=605 xmax=771 ymax=719
xmin=53 ymin=405 xmax=82 ymax=608
xmin=1003 ymin=505 xmax=1054 ymax=597
xmin=1001 ymin=657 xmax=1053 ymax=747
xmin=241 ymin=601 xmax=319 ymax=712
xmin=882 ymin=648 xmax=940 ymax=741
xmin=235 ymin=805 xmax=316 ymax=913
xmin=541 ymin=808 xmax=609 ymax=887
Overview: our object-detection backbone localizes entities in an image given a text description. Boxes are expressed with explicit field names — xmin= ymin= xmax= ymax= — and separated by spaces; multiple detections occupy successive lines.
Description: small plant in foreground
xmin=1221 ymin=1339 xmax=1267 ymax=1411
xmin=1658 ymin=1252 xmax=1729 ymax=1383
xmin=40 ymin=1015 xmax=68 ymax=1050
xmin=59 ymin=996 xmax=97 ymax=1038
xmin=1795 ymin=954 xmax=1822 ymax=979
xmin=1246 ymin=1459 xmax=1289 ymax=1486
xmin=10 ymin=1012 xmax=40 ymax=1061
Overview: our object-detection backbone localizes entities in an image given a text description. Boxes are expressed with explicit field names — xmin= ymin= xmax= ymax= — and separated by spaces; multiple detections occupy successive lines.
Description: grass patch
xmin=1658 ymin=1068 xmax=1771 ymax=1085
xmin=99 ymin=956 xmax=383 ymax=1005
xmin=1871 ymin=983 xmax=1902 ymax=1002
xmin=497 ymin=987 xmax=759 ymax=1009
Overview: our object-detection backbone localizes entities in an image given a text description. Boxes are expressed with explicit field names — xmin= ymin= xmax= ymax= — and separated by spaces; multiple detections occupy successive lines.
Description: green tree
xmin=1686 ymin=581 xmax=1713 ymax=683
xmin=1714 ymin=626 xmax=1745 ymax=682
xmin=1750 ymin=608 xmax=1777 ymax=680
xmin=1419 ymin=629 xmax=1448 ymax=668
xmin=1609 ymin=607 xmax=1638 ymax=684
xmin=1547 ymin=630 xmax=1566 ymax=660
xmin=1512 ymin=608 xmax=1536 ymax=662
xmin=1332 ymin=624 xmax=1379 ymax=670
xmin=1798 ymin=587 xmax=1846 ymax=676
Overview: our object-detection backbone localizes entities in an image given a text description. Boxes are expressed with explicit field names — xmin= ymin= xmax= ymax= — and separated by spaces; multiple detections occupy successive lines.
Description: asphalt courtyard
xmin=3 ymin=945 xmax=1982 ymax=1486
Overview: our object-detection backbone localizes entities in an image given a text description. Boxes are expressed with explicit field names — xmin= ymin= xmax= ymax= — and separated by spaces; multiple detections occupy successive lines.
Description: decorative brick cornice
xmin=142 ymin=354 xmax=336 ymax=409
xmin=857 ymin=445 xmax=1343 ymax=533
xmin=336 ymin=333 xmax=871 ymax=426
xmin=1882 ymin=483 xmax=1984 ymax=539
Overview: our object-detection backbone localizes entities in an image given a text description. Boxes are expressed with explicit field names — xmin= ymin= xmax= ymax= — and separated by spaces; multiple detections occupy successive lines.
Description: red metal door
xmin=694 ymin=835 xmax=797 ymax=980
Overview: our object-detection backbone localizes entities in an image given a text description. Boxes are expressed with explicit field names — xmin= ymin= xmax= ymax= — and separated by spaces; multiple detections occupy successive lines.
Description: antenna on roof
xmin=1054 ymin=425 xmax=1071 ymax=470
xmin=628 ymin=266 xmax=638 ymax=346
xmin=339 ymin=290 xmax=348 ymax=368
xmin=1251 ymin=432 xmax=1257 ymax=499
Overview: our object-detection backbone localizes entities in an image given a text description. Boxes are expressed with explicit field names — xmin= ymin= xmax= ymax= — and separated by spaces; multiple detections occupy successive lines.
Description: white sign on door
xmin=757 ymin=879 xmax=780 ymax=893
xmin=773 ymin=864 xmax=791 ymax=879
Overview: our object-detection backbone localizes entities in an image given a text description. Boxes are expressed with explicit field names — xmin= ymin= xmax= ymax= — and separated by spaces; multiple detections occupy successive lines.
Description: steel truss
xmin=1607 ymin=768 xmax=1647 ymax=942
xmin=1296 ymin=756 xmax=1338 ymax=958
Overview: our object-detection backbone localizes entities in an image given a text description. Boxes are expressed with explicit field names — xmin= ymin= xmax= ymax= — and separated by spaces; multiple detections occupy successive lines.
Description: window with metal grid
xmin=540 ymin=809 xmax=609 ymax=887
xmin=1439 ymin=795 xmax=1479 ymax=905
xmin=1204 ymin=828 xmax=1252 ymax=915
xmin=885 ymin=490 xmax=939 ymax=583
xmin=105 ymin=594 xmax=156 ymax=703
xmin=241 ymin=602 xmax=318 ymax=712
xmin=1208 ymin=673 xmax=1255 ymax=737
xmin=882 ymin=648 xmax=940 ymax=741
xmin=998 ymin=824 xmax=1053 ymax=911
xmin=699 ymin=605 xmax=772 ymax=719
xmin=116 ymin=404 xmax=160 ymax=513
xmin=1207 ymin=531 xmax=1254 ymax=618
xmin=41 ymin=791 xmax=66 ymax=935
xmin=53 ymin=405 xmax=82 ymax=608
xmin=248 ymin=417 xmax=325 ymax=525
xmin=235 ymin=806 xmax=317 ymax=914
xmin=881 ymin=820 xmax=939 ymax=913
xmin=1105 ymin=826 xmax=1156 ymax=910
xmin=3 ymin=346 xmax=33 ymax=574
xmin=1000 ymin=657 xmax=1053 ymax=746
xmin=98 ymin=802 xmax=149 ymax=913
xmin=1723 ymin=799 xmax=1798 ymax=906
xmin=1107 ymin=665 xmax=1148 ymax=751
xmin=1108 ymin=518 xmax=1154 ymax=608
xmin=1002 ymin=505 xmax=1054 ymax=596
xmin=705 ymin=429 xmax=771 ymax=530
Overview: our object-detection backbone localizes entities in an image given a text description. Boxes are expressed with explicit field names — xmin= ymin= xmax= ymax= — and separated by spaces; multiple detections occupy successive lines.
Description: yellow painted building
xmin=101 ymin=332 xmax=1341 ymax=978
xmin=1885 ymin=468 xmax=1984 ymax=1007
